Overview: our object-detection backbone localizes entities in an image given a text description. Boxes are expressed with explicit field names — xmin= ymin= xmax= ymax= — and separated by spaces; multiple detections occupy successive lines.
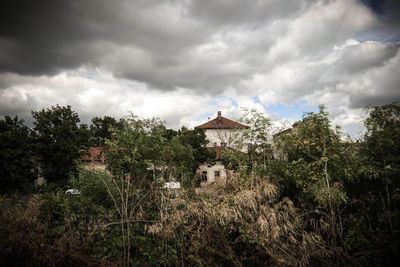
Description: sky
xmin=0 ymin=0 xmax=399 ymax=138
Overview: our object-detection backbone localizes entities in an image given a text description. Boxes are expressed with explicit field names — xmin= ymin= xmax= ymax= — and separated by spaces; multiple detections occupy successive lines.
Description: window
xmin=213 ymin=142 xmax=217 ymax=147
xmin=201 ymin=171 xmax=208 ymax=182
xmin=214 ymin=171 xmax=220 ymax=178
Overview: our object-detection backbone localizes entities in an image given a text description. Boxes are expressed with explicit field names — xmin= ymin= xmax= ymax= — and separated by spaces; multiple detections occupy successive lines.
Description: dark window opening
xmin=201 ymin=171 xmax=208 ymax=182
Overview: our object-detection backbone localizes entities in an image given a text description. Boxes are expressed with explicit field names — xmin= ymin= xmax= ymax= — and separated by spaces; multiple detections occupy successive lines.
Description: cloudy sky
xmin=1 ymin=0 xmax=399 ymax=137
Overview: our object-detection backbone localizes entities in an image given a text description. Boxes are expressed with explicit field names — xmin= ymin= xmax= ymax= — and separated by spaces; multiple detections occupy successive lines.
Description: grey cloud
xmin=0 ymin=88 xmax=38 ymax=117
xmin=319 ymin=41 xmax=400 ymax=85
xmin=257 ymin=39 xmax=400 ymax=110
xmin=0 ymin=0 xmax=209 ymax=77
xmin=0 ymin=0 xmax=105 ymax=75
xmin=337 ymin=42 xmax=399 ymax=74
xmin=348 ymin=53 xmax=400 ymax=108
xmin=357 ymin=0 xmax=400 ymax=41
xmin=186 ymin=0 xmax=307 ymax=27
xmin=350 ymin=93 xmax=400 ymax=109
xmin=0 ymin=0 xmax=306 ymax=93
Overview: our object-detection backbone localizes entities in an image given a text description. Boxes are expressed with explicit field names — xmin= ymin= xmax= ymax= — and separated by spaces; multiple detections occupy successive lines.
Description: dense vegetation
xmin=0 ymin=102 xmax=399 ymax=266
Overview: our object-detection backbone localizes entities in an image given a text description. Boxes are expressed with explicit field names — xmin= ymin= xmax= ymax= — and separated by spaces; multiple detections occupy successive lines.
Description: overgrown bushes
xmin=1 ymin=102 xmax=399 ymax=266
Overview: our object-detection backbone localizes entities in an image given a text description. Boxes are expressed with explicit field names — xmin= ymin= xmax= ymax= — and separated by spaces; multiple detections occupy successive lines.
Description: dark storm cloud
xmin=1 ymin=0 xmax=256 ymax=94
xmin=2 ymin=0 xmax=397 ymax=95
xmin=336 ymin=42 xmax=398 ymax=74
xmin=0 ymin=0 xmax=104 ymax=75
xmin=0 ymin=0 xmax=208 ymax=78
xmin=358 ymin=0 xmax=400 ymax=41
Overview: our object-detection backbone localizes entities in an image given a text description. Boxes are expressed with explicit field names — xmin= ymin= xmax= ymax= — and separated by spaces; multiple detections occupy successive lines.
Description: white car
xmin=163 ymin=182 xmax=181 ymax=198
xmin=65 ymin=189 xmax=81 ymax=195
xmin=163 ymin=182 xmax=181 ymax=189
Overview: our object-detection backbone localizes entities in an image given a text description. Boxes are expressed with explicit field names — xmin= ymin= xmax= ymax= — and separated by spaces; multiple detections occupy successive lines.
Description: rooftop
xmin=81 ymin=146 xmax=105 ymax=162
xmin=195 ymin=111 xmax=249 ymax=129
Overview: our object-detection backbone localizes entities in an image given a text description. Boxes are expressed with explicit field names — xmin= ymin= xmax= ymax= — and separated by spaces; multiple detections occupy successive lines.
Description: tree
xmin=361 ymin=102 xmax=400 ymax=179
xmin=100 ymin=114 xmax=216 ymax=265
xmin=273 ymin=106 xmax=352 ymax=251
xmin=0 ymin=116 xmax=36 ymax=193
xmin=239 ymin=108 xmax=272 ymax=170
xmin=177 ymin=127 xmax=214 ymax=172
xmin=219 ymin=108 xmax=272 ymax=187
xmin=358 ymin=102 xmax=400 ymax=242
xmin=89 ymin=116 xmax=124 ymax=146
xmin=101 ymin=114 xmax=170 ymax=266
xmin=32 ymin=105 xmax=88 ymax=183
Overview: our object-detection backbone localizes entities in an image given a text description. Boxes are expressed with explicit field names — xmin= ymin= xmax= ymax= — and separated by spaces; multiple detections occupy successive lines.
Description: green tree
xmin=162 ymin=136 xmax=196 ymax=186
xmin=363 ymin=102 xmax=400 ymax=226
xmin=89 ymin=116 xmax=124 ymax=146
xmin=0 ymin=116 xmax=36 ymax=193
xmin=105 ymin=114 xmax=167 ymax=178
xmin=273 ymin=106 xmax=352 ymax=251
xmin=177 ymin=127 xmax=214 ymax=172
xmin=102 ymin=114 xmax=170 ymax=266
xmin=361 ymin=102 xmax=400 ymax=191
xmin=274 ymin=106 xmax=348 ymax=203
xmin=101 ymin=114 xmax=214 ymax=265
xmin=239 ymin=108 xmax=272 ymax=170
xmin=353 ymin=102 xmax=400 ymax=264
xmin=32 ymin=105 xmax=88 ymax=183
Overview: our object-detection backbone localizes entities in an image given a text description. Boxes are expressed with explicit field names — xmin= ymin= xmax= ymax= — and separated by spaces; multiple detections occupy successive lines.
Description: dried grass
xmin=147 ymin=174 xmax=331 ymax=266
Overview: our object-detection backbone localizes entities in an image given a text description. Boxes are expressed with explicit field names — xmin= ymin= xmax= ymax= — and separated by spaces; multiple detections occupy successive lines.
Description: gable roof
xmin=195 ymin=111 xmax=249 ymax=129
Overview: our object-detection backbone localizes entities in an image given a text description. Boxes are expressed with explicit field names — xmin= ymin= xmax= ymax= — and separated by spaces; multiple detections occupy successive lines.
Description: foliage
xmin=177 ymin=127 xmax=215 ymax=169
xmin=272 ymin=106 xmax=358 ymax=262
xmin=239 ymin=108 xmax=273 ymax=166
xmin=0 ymin=116 xmax=36 ymax=193
xmin=361 ymin=102 xmax=400 ymax=183
xmin=344 ymin=102 xmax=400 ymax=265
xmin=273 ymin=106 xmax=349 ymax=207
xmin=103 ymin=114 xmax=186 ymax=266
xmin=32 ymin=105 xmax=88 ymax=183
xmin=89 ymin=116 xmax=124 ymax=146
xmin=0 ymin=194 xmax=116 ymax=266
xmin=162 ymin=136 xmax=196 ymax=186
xmin=221 ymin=147 xmax=250 ymax=175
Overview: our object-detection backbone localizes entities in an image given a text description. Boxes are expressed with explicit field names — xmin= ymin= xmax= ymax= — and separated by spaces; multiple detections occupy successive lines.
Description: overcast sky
xmin=1 ymin=0 xmax=399 ymax=137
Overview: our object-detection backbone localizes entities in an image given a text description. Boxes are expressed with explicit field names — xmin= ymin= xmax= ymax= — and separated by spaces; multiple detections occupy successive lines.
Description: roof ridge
xmin=195 ymin=113 xmax=249 ymax=129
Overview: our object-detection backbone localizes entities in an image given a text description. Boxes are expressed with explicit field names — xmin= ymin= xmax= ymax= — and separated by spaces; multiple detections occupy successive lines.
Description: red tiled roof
xmin=195 ymin=111 xmax=249 ymax=129
xmin=82 ymin=146 xmax=105 ymax=162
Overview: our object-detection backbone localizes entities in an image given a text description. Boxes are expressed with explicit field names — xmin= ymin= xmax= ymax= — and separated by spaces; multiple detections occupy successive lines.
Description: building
xmin=81 ymin=146 xmax=107 ymax=171
xmin=195 ymin=111 xmax=249 ymax=184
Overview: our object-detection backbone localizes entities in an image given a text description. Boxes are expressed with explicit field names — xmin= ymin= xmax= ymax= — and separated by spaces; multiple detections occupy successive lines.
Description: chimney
xmin=217 ymin=111 xmax=221 ymax=119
